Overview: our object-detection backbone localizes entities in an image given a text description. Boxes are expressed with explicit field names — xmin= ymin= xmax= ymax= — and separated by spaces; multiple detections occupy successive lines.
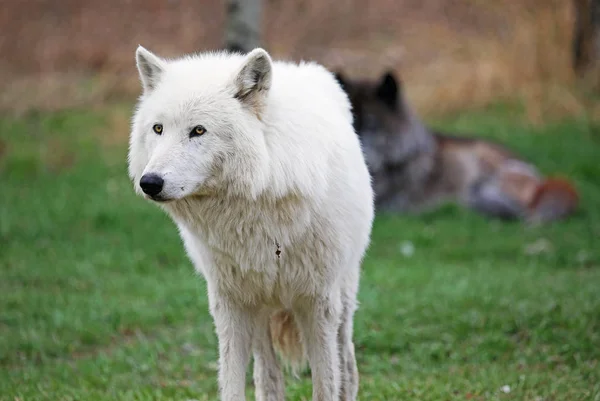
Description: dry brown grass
xmin=1 ymin=0 xmax=597 ymax=123
xmin=400 ymin=1 xmax=583 ymax=122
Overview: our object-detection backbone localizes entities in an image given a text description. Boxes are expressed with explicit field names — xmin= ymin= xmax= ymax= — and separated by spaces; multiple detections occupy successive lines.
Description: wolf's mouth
xmin=146 ymin=194 xmax=173 ymax=203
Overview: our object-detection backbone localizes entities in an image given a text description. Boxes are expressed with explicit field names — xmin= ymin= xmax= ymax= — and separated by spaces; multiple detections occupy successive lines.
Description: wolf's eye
xmin=152 ymin=124 xmax=163 ymax=135
xmin=190 ymin=125 xmax=206 ymax=138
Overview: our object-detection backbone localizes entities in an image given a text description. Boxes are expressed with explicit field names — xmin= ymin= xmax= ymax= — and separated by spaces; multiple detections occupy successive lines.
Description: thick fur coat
xmin=128 ymin=46 xmax=374 ymax=401
xmin=335 ymin=70 xmax=578 ymax=224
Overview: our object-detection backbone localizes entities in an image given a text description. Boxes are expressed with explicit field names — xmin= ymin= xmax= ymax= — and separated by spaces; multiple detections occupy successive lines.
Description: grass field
xmin=1 ymin=104 xmax=599 ymax=400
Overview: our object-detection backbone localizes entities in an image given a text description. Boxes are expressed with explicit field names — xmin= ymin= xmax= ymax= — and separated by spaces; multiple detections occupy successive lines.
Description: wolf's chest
xmin=177 ymin=219 xmax=328 ymax=306
xmin=169 ymin=195 xmax=313 ymax=265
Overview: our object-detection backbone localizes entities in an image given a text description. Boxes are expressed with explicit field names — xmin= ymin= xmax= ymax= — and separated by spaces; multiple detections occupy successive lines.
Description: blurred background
xmin=1 ymin=1 xmax=599 ymax=399
xmin=1 ymin=0 xmax=599 ymax=119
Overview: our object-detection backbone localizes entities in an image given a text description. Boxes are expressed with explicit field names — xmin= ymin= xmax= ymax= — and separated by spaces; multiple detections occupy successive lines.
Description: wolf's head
xmin=334 ymin=70 xmax=405 ymax=136
xmin=129 ymin=46 xmax=273 ymax=203
xmin=334 ymin=70 xmax=431 ymax=174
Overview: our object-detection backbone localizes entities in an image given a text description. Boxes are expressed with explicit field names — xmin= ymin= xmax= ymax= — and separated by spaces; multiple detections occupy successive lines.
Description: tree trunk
xmin=224 ymin=0 xmax=262 ymax=53
xmin=573 ymin=0 xmax=600 ymax=75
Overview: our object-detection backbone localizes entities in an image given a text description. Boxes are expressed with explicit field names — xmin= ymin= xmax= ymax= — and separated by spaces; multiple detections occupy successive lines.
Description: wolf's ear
xmin=233 ymin=48 xmax=272 ymax=113
xmin=334 ymin=71 xmax=348 ymax=92
xmin=136 ymin=46 xmax=166 ymax=93
xmin=375 ymin=71 xmax=399 ymax=109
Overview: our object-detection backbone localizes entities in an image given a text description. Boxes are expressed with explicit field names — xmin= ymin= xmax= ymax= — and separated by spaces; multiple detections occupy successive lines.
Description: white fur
xmin=129 ymin=46 xmax=374 ymax=401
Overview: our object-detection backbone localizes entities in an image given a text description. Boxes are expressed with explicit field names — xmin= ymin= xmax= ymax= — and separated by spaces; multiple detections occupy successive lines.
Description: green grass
xmin=1 ymin=105 xmax=599 ymax=400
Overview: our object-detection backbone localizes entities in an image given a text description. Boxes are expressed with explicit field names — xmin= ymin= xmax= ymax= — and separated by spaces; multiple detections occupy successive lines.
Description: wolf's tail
xmin=269 ymin=309 xmax=306 ymax=374
xmin=527 ymin=177 xmax=579 ymax=224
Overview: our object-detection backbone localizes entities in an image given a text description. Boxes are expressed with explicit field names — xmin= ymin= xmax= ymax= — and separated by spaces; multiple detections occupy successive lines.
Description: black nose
xmin=139 ymin=174 xmax=164 ymax=196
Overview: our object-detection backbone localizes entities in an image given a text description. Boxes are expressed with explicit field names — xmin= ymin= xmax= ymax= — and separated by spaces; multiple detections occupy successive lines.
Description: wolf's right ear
xmin=136 ymin=46 xmax=166 ymax=93
xmin=233 ymin=48 xmax=272 ymax=115
xmin=375 ymin=71 xmax=399 ymax=109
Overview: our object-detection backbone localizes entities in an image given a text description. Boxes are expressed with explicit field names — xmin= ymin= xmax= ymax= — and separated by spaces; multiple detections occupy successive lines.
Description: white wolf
xmin=128 ymin=45 xmax=374 ymax=401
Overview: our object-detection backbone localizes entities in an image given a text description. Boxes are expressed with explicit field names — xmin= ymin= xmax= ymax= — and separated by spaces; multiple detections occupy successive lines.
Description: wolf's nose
xmin=139 ymin=174 xmax=164 ymax=196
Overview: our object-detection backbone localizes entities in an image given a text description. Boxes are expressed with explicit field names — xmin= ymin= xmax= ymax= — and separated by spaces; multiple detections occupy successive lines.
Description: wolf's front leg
xmin=295 ymin=296 xmax=342 ymax=401
xmin=337 ymin=297 xmax=359 ymax=401
xmin=210 ymin=293 xmax=254 ymax=401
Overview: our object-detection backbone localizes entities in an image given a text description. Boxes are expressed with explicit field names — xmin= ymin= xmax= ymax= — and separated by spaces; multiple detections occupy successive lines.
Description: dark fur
xmin=335 ymin=71 xmax=578 ymax=222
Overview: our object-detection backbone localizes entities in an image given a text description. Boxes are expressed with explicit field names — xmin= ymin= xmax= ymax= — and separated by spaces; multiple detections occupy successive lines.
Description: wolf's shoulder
xmin=268 ymin=60 xmax=352 ymax=128
xmin=273 ymin=60 xmax=347 ymax=98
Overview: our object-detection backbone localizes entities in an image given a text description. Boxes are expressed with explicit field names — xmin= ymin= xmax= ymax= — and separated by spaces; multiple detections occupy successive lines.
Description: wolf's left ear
xmin=136 ymin=46 xmax=166 ymax=93
xmin=376 ymin=71 xmax=399 ymax=109
xmin=233 ymin=48 xmax=272 ymax=114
